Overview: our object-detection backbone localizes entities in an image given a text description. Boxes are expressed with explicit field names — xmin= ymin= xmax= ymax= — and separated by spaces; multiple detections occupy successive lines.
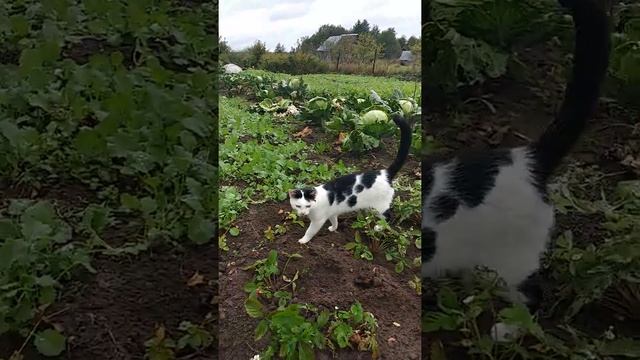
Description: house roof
xmin=399 ymin=50 xmax=413 ymax=61
xmin=317 ymin=33 xmax=358 ymax=52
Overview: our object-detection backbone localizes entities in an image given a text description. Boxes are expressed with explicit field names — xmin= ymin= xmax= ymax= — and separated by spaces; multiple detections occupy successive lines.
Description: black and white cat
xmin=421 ymin=0 xmax=610 ymax=340
xmin=289 ymin=115 xmax=412 ymax=244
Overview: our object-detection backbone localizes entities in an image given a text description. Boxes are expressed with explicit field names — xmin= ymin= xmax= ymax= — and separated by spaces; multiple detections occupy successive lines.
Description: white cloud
xmin=220 ymin=0 xmax=421 ymax=51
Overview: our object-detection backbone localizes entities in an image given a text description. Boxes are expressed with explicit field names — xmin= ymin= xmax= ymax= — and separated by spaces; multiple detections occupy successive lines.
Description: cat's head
xmin=288 ymin=188 xmax=317 ymax=216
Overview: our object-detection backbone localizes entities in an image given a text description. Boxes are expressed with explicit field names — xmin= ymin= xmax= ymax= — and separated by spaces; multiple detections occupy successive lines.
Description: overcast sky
xmin=220 ymin=0 xmax=421 ymax=51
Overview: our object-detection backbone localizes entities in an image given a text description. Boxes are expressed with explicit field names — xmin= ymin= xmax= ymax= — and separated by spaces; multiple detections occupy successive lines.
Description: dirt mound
xmin=219 ymin=203 xmax=421 ymax=360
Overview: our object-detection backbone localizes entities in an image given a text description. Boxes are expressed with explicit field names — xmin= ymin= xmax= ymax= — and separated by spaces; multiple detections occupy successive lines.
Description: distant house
xmin=316 ymin=33 xmax=359 ymax=60
xmin=399 ymin=50 xmax=414 ymax=65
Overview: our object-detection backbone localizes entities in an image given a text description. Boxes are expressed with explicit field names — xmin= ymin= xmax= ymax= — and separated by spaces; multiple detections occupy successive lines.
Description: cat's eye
xmin=306 ymin=206 xmax=311 ymax=208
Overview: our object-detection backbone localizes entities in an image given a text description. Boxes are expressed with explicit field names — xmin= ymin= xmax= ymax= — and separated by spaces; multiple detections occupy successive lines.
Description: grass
xmin=246 ymin=69 xmax=421 ymax=99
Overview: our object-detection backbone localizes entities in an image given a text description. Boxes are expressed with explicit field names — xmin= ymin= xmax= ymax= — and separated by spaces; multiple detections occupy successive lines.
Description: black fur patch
xmin=430 ymin=195 xmax=459 ymax=222
xmin=302 ymin=188 xmax=316 ymax=200
xmin=449 ymin=149 xmax=513 ymax=208
xmin=361 ymin=171 xmax=378 ymax=188
xmin=290 ymin=189 xmax=302 ymax=199
xmin=531 ymin=0 xmax=610 ymax=191
xmin=327 ymin=191 xmax=335 ymax=205
xmin=529 ymin=167 xmax=552 ymax=204
xmin=530 ymin=1 xmax=610 ymax=203
xmin=382 ymin=209 xmax=392 ymax=222
xmin=517 ymin=271 xmax=544 ymax=312
xmin=422 ymin=162 xmax=434 ymax=202
xmin=422 ymin=227 xmax=437 ymax=263
xmin=347 ymin=195 xmax=357 ymax=207
xmin=355 ymin=184 xmax=364 ymax=193
xmin=323 ymin=174 xmax=357 ymax=205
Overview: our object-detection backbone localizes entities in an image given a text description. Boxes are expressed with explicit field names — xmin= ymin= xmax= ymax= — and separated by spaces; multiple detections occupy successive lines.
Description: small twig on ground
xmin=513 ymin=131 xmax=532 ymax=142
xmin=245 ymin=341 xmax=261 ymax=356
xmin=43 ymin=306 xmax=70 ymax=322
xmin=107 ymin=328 xmax=118 ymax=345
xmin=597 ymin=123 xmax=638 ymax=132
xmin=14 ymin=307 xmax=47 ymax=357
xmin=105 ymin=325 xmax=127 ymax=357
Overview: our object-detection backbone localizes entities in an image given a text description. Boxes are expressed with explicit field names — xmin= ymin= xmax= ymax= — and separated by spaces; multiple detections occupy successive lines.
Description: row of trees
xmin=292 ymin=19 xmax=419 ymax=60
xmin=219 ymin=19 xmax=421 ymax=75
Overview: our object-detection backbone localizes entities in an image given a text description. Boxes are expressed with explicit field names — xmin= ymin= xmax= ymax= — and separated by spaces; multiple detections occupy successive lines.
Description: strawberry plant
xmin=255 ymin=304 xmax=325 ymax=360
xmin=345 ymin=176 xmax=421 ymax=272
xmin=608 ymin=2 xmax=640 ymax=108
xmin=144 ymin=321 xmax=214 ymax=360
xmin=0 ymin=200 xmax=95 ymax=335
xmin=327 ymin=302 xmax=379 ymax=355
xmin=0 ymin=0 xmax=217 ymax=248
xmin=242 ymin=252 xmax=380 ymax=359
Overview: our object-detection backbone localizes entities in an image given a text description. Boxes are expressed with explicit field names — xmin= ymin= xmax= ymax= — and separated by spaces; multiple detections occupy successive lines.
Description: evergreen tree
xmin=398 ymin=35 xmax=407 ymax=50
xmin=378 ymin=28 xmax=401 ymax=59
xmin=351 ymin=19 xmax=370 ymax=34
xmin=274 ymin=42 xmax=286 ymax=53
xmin=297 ymin=24 xmax=347 ymax=53
xmin=247 ymin=40 xmax=267 ymax=67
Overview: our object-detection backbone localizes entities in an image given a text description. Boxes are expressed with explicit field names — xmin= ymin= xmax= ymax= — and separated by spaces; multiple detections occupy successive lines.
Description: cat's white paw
xmin=328 ymin=225 xmax=337 ymax=232
xmin=298 ymin=238 xmax=310 ymax=244
xmin=374 ymin=225 xmax=383 ymax=231
xmin=490 ymin=322 xmax=523 ymax=342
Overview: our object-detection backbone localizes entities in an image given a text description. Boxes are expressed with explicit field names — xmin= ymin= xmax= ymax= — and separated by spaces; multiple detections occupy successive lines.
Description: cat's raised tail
xmin=386 ymin=114 xmax=413 ymax=180
xmin=531 ymin=0 xmax=610 ymax=182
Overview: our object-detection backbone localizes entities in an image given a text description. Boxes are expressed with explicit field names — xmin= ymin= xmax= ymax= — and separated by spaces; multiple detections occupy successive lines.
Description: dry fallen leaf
xmin=387 ymin=336 xmax=397 ymax=346
xmin=187 ymin=271 xmax=205 ymax=287
xmin=155 ymin=325 xmax=166 ymax=341
xmin=621 ymin=154 xmax=640 ymax=174
xmin=294 ymin=126 xmax=313 ymax=138
xmin=335 ymin=132 xmax=347 ymax=145
xmin=278 ymin=209 xmax=284 ymax=214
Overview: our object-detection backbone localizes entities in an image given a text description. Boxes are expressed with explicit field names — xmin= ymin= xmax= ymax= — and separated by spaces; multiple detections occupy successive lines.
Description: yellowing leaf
xmin=155 ymin=325 xmax=166 ymax=341
xmin=293 ymin=126 xmax=313 ymax=138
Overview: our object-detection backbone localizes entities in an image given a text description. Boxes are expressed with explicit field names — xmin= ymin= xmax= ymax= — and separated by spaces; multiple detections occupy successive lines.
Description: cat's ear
xmin=288 ymin=189 xmax=301 ymax=198
xmin=308 ymin=189 xmax=317 ymax=199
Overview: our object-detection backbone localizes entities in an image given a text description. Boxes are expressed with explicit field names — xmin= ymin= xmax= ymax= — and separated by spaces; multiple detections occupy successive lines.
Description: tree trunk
xmin=335 ymin=51 xmax=341 ymax=71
